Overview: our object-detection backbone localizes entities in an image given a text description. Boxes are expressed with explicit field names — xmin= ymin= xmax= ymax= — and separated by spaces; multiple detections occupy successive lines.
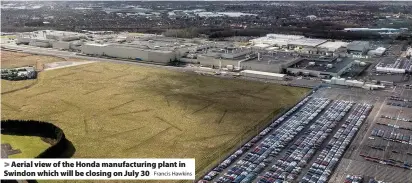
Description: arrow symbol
xmin=4 ymin=162 xmax=9 ymax=167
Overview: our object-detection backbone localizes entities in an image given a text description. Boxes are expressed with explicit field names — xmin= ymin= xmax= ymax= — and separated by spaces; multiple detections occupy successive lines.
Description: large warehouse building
xmin=249 ymin=34 xmax=352 ymax=57
xmin=347 ymin=41 xmax=370 ymax=55
xmin=16 ymin=30 xmax=202 ymax=63
xmin=81 ymin=43 xmax=179 ymax=63
xmin=16 ymin=30 xmax=87 ymax=50
xmin=286 ymin=57 xmax=368 ymax=78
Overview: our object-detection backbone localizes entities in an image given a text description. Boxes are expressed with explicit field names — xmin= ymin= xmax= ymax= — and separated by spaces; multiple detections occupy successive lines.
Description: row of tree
xmin=161 ymin=26 xmax=385 ymax=40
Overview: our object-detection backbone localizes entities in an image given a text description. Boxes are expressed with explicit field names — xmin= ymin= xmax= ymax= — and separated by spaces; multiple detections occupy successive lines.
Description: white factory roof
xmin=376 ymin=47 xmax=386 ymax=51
xmin=317 ymin=41 xmax=349 ymax=51
xmin=85 ymin=43 xmax=108 ymax=47
xmin=347 ymin=41 xmax=369 ymax=51
xmin=241 ymin=70 xmax=285 ymax=77
xmin=266 ymin=34 xmax=304 ymax=39
xmin=250 ymin=34 xmax=327 ymax=47
xmin=288 ymin=38 xmax=327 ymax=47
xmin=266 ymin=47 xmax=280 ymax=50
xmin=344 ymin=28 xmax=399 ymax=31
xmin=370 ymin=47 xmax=386 ymax=55
xmin=253 ymin=43 xmax=271 ymax=48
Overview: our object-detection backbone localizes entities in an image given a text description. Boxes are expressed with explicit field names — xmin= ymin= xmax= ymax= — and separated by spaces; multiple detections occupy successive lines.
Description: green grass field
xmin=1 ymin=134 xmax=50 ymax=158
xmin=0 ymin=35 xmax=16 ymax=39
xmin=1 ymin=59 xmax=309 ymax=182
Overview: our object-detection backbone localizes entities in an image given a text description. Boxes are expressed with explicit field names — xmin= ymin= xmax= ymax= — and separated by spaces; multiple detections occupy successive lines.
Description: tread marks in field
xmin=60 ymin=99 xmax=81 ymax=110
xmin=101 ymin=126 xmax=146 ymax=139
xmin=83 ymin=87 xmax=106 ymax=95
xmin=80 ymin=69 xmax=102 ymax=74
xmin=254 ymin=85 xmax=270 ymax=94
xmin=183 ymin=132 xmax=234 ymax=142
xmin=26 ymin=89 xmax=57 ymax=99
xmin=26 ymin=110 xmax=67 ymax=119
xmin=111 ymin=109 xmax=153 ymax=117
xmin=155 ymin=116 xmax=183 ymax=131
xmin=216 ymin=110 xmax=228 ymax=124
xmin=108 ymin=74 xmax=129 ymax=81
xmin=83 ymin=118 xmax=88 ymax=135
xmin=237 ymin=92 xmax=269 ymax=101
xmin=190 ymin=102 xmax=215 ymax=115
xmin=1 ymin=79 xmax=39 ymax=95
xmin=108 ymin=100 xmax=135 ymax=110
xmin=49 ymin=72 xmax=77 ymax=80
xmin=1 ymin=102 xmax=21 ymax=112
xmin=124 ymin=127 xmax=173 ymax=151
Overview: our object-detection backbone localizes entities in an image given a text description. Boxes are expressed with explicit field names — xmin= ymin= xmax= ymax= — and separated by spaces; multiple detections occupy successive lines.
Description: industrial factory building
xmin=250 ymin=34 xmax=327 ymax=50
xmin=286 ymin=57 xmax=368 ymax=78
xmin=375 ymin=57 xmax=412 ymax=74
xmin=368 ymin=47 xmax=386 ymax=57
xmin=325 ymin=77 xmax=384 ymax=90
xmin=81 ymin=43 xmax=179 ymax=63
xmin=13 ymin=30 xmax=381 ymax=78
xmin=346 ymin=41 xmax=370 ymax=55
xmin=240 ymin=70 xmax=286 ymax=80
xmin=249 ymin=34 xmax=353 ymax=57
xmin=16 ymin=30 xmax=204 ymax=63
xmin=16 ymin=30 xmax=87 ymax=50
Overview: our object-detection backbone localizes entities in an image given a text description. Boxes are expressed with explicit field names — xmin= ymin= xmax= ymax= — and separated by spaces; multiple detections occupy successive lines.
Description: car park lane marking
xmin=356 ymin=97 xmax=385 ymax=155
xmin=382 ymin=85 xmax=407 ymax=180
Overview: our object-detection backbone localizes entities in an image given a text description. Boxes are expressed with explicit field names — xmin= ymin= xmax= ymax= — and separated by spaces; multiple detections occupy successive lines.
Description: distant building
xmin=347 ymin=41 xmax=370 ymax=55
xmin=249 ymin=34 xmax=348 ymax=56
xmin=16 ymin=30 xmax=86 ymax=50
xmin=240 ymin=70 xmax=286 ymax=80
xmin=344 ymin=28 xmax=402 ymax=35
xmin=286 ymin=57 xmax=368 ymax=78
xmin=325 ymin=77 xmax=384 ymax=90
xmin=367 ymin=47 xmax=386 ymax=57
xmin=375 ymin=58 xmax=412 ymax=74
xmin=81 ymin=43 xmax=179 ymax=63
xmin=306 ymin=15 xmax=317 ymax=20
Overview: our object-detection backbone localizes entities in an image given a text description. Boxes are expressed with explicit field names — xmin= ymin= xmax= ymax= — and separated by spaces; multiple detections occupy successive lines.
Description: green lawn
xmin=1 ymin=134 xmax=50 ymax=158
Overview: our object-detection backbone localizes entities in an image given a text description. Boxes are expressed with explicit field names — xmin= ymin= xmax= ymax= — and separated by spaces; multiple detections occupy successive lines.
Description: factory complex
xmin=375 ymin=57 xmax=412 ymax=74
xmin=13 ymin=30 xmax=397 ymax=81
xmin=286 ymin=57 xmax=369 ymax=78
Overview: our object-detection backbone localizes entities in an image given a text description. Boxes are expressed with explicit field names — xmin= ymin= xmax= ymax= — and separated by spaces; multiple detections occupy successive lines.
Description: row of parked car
xmin=360 ymin=153 xmax=412 ymax=170
xmin=386 ymin=101 xmax=412 ymax=108
xmin=388 ymin=95 xmax=412 ymax=102
xmin=344 ymin=175 xmax=363 ymax=183
xmin=199 ymin=95 xmax=315 ymax=182
xmin=259 ymin=100 xmax=354 ymax=183
xmin=376 ymin=122 xmax=412 ymax=132
xmin=344 ymin=174 xmax=389 ymax=183
xmin=370 ymin=128 xmax=412 ymax=145
xmin=380 ymin=115 xmax=412 ymax=123
xmin=301 ymin=103 xmax=373 ymax=183
xmin=201 ymin=97 xmax=331 ymax=183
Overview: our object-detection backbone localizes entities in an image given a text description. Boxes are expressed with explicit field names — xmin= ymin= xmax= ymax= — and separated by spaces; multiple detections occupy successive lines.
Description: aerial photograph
xmin=1 ymin=1 xmax=412 ymax=183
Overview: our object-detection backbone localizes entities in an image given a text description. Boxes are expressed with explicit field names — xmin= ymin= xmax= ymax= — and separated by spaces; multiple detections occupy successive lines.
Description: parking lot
xmin=329 ymin=86 xmax=412 ymax=183
xmin=198 ymin=87 xmax=385 ymax=183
